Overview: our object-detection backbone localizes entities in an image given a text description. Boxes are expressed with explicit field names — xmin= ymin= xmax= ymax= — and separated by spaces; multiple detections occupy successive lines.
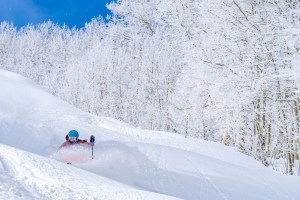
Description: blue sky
xmin=0 ymin=0 xmax=112 ymax=28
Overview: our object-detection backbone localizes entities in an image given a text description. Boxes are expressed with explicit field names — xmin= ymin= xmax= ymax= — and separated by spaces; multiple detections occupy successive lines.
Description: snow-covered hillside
xmin=1 ymin=69 xmax=300 ymax=200
xmin=0 ymin=144 xmax=175 ymax=200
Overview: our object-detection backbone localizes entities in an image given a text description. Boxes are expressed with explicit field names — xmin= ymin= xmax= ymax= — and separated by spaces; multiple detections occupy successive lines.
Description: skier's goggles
xmin=69 ymin=137 xmax=78 ymax=142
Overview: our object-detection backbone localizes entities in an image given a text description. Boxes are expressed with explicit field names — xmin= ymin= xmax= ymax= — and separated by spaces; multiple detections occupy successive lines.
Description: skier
xmin=59 ymin=130 xmax=95 ymax=149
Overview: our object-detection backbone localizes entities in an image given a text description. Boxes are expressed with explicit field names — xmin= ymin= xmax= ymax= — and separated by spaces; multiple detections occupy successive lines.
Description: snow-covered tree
xmin=1 ymin=0 xmax=300 ymax=175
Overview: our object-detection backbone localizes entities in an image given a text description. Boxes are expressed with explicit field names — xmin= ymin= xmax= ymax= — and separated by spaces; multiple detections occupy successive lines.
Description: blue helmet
xmin=68 ymin=130 xmax=79 ymax=138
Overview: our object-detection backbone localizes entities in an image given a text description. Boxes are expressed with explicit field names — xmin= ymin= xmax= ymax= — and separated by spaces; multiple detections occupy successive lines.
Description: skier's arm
xmin=77 ymin=135 xmax=95 ymax=146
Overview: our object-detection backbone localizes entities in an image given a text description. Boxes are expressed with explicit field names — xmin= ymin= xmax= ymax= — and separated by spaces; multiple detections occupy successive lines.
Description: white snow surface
xmin=0 ymin=69 xmax=300 ymax=200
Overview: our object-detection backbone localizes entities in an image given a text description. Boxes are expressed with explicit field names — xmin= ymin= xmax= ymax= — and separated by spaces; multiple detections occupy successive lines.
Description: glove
xmin=90 ymin=135 xmax=95 ymax=144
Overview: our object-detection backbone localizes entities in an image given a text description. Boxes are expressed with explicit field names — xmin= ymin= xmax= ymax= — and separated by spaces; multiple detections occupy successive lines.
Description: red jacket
xmin=59 ymin=139 xmax=93 ymax=149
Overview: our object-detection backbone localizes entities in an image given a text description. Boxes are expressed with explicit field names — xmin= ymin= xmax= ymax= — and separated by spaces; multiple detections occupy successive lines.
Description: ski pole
xmin=92 ymin=145 xmax=94 ymax=159
xmin=90 ymin=135 xmax=95 ymax=159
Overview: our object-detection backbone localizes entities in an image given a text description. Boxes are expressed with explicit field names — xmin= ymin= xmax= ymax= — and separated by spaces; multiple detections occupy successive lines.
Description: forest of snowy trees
xmin=1 ymin=0 xmax=300 ymax=175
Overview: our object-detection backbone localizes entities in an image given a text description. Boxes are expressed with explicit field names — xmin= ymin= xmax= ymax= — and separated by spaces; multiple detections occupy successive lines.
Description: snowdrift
xmin=0 ymin=144 xmax=175 ymax=200
xmin=1 ymin=69 xmax=300 ymax=200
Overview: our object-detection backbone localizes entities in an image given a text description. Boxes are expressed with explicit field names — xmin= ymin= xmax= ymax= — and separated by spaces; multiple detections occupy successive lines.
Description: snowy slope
xmin=1 ymin=69 xmax=300 ymax=200
xmin=0 ymin=144 xmax=175 ymax=200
